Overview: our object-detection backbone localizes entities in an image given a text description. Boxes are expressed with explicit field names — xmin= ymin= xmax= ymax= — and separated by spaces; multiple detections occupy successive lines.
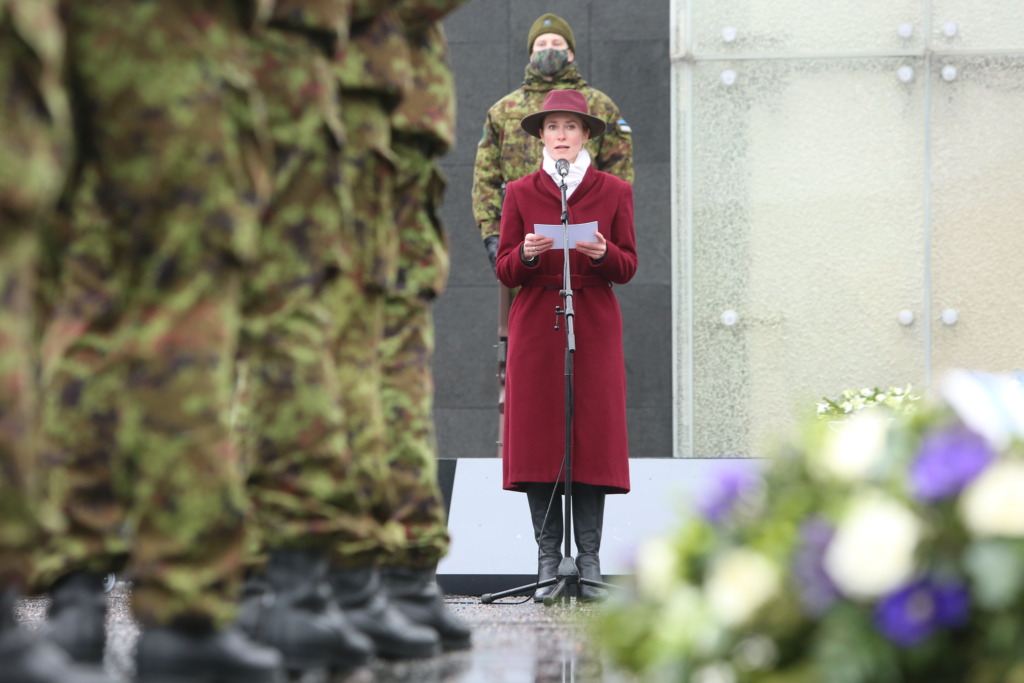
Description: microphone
xmin=555 ymin=158 xmax=569 ymax=178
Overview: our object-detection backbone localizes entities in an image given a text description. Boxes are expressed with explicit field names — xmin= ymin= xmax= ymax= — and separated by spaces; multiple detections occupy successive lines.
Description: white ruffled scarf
xmin=542 ymin=147 xmax=591 ymax=198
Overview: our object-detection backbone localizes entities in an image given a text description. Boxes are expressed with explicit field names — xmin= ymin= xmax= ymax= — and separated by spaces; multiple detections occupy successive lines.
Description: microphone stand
xmin=482 ymin=166 xmax=615 ymax=605
xmin=544 ymin=170 xmax=579 ymax=604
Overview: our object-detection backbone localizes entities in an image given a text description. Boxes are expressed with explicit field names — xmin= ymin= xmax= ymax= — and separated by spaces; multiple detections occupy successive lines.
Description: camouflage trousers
xmin=237 ymin=27 xmax=385 ymax=561
xmin=0 ymin=233 xmax=45 ymax=589
xmin=378 ymin=294 xmax=450 ymax=569
xmin=328 ymin=261 xmax=452 ymax=571
xmin=380 ymin=139 xmax=452 ymax=569
xmin=328 ymin=94 xmax=406 ymax=568
xmin=326 ymin=100 xmax=452 ymax=570
xmin=38 ymin=254 xmax=248 ymax=628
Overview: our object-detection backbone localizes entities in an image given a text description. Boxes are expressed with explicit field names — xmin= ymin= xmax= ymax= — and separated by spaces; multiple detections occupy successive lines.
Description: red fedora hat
xmin=520 ymin=89 xmax=606 ymax=139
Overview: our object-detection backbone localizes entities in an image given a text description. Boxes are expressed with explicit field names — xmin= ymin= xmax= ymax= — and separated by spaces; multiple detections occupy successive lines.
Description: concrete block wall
xmin=435 ymin=1 xmax=673 ymax=459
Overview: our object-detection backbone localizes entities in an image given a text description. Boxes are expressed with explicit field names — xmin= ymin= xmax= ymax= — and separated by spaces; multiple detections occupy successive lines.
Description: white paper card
xmin=533 ymin=221 xmax=599 ymax=249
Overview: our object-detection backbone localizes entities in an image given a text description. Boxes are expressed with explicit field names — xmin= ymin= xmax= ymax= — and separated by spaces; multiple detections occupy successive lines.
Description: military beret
xmin=527 ymin=13 xmax=576 ymax=56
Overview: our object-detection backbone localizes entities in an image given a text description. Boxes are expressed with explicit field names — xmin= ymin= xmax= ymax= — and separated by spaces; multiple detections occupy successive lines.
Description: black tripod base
xmin=479 ymin=557 xmax=619 ymax=605
xmin=479 ymin=576 xmax=559 ymax=604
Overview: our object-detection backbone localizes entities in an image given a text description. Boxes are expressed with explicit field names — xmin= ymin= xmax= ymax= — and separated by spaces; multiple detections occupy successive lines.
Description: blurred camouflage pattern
xmin=378 ymin=4 xmax=469 ymax=569
xmin=329 ymin=5 xmax=409 ymax=569
xmin=37 ymin=0 xmax=266 ymax=628
xmin=472 ymin=62 xmax=634 ymax=241
xmin=379 ymin=140 xmax=451 ymax=566
xmin=237 ymin=2 xmax=358 ymax=558
xmin=328 ymin=0 xmax=467 ymax=570
xmin=0 ymin=0 xmax=71 ymax=590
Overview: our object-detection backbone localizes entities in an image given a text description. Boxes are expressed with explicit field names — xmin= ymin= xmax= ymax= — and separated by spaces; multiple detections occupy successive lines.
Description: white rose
xmin=960 ymin=460 xmax=1024 ymax=537
xmin=815 ymin=410 xmax=890 ymax=482
xmin=824 ymin=493 xmax=922 ymax=599
xmin=635 ymin=537 xmax=681 ymax=599
xmin=658 ymin=585 xmax=724 ymax=657
xmin=704 ymin=549 xmax=779 ymax=627
xmin=692 ymin=663 xmax=738 ymax=683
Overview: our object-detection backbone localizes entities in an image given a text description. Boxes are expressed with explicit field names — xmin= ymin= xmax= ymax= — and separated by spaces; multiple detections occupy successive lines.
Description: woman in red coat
xmin=495 ymin=89 xmax=637 ymax=602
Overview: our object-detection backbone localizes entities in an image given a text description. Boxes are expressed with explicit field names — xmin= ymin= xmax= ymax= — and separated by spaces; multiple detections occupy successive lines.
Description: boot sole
xmin=375 ymin=640 xmax=441 ymax=660
xmin=135 ymin=667 xmax=286 ymax=683
xmin=280 ymin=650 xmax=373 ymax=673
xmin=58 ymin=644 xmax=105 ymax=664
xmin=441 ymin=635 xmax=473 ymax=652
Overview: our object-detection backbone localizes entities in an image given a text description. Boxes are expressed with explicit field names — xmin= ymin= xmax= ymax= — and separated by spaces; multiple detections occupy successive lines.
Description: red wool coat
xmin=495 ymin=166 xmax=637 ymax=494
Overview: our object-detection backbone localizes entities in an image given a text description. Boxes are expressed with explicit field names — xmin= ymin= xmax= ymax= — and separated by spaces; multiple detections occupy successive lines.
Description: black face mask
xmin=530 ymin=49 xmax=571 ymax=77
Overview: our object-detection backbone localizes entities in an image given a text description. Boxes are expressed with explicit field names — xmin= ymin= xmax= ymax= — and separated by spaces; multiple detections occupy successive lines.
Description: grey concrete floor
xmin=15 ymin=582 xmax=640 ymax=683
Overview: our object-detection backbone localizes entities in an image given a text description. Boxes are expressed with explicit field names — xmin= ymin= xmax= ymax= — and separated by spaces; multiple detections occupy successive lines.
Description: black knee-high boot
xmin=571 ymin=483 xmax=608 ymax=602
xmin=525 ymin=485 xmax=563 ymax=603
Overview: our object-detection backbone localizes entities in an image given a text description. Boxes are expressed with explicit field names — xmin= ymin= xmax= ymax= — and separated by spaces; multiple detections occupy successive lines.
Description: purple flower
xmin=874 ymin=577 xmax=970 ymax=647
xmin=909 ymin=424 xmax=994 ymax=501
xmin=792 ymin=518 xmax=840 ymax=615
xmin=696 ymin=461 xmax=760 ymax=524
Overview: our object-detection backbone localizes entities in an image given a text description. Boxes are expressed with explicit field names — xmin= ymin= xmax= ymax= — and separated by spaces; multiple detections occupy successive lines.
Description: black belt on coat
xmin=521 ymin=274 xmax=611 ymax=290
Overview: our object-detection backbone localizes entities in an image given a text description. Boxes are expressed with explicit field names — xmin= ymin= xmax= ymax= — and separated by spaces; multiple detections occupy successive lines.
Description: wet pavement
xmin=15 ymin=582 xmax=640 ymax=683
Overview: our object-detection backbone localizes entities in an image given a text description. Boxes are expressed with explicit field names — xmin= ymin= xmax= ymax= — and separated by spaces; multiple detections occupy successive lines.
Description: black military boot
xmin=526 ymin=485 xmax=564 ymax=603
xmin=381 ymin=566 xmax=472 ymax=651
xmin=0 ymin=587 xmax=114 ymax=683
xmin=329 ymin=566 xmax=440 ymax=659
xmin=238 ymin=548 xmax=374 ymax=672
xmin=572 ymin=483 xmax=609 ymax=602
xmin=45 ymin=571 xmax=108 ymax=664
xmin=135 ymin=619 xmax=285 ymax=683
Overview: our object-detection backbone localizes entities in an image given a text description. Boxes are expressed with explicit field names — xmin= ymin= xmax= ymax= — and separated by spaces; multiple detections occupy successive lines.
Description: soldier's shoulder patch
xmin=617 ymin=119 xmax=632 ymax=134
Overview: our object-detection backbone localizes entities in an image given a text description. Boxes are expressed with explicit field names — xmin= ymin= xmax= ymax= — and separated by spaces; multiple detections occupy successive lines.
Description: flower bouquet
xmin=594 ymin=372 xmax=1024 ymax=683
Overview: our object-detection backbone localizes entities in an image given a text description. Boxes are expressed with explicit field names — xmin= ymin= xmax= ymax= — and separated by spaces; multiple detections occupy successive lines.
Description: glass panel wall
xmin=930 ymin=56 xmax=1024 ymax=371
xmin=672 ymin=3 xmax=1024 ymax=458
xmin=691 ymin=1 xmax=924 ymax=56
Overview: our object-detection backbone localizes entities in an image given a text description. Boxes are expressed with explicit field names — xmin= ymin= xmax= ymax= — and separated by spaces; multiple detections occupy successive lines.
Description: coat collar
xmin=533 ymin=163 xmax=596 ymax=206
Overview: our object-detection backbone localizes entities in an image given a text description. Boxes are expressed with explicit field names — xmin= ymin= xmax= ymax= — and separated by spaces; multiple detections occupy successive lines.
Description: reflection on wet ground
xmin=16 ymin=584 xmax=640 ymax=682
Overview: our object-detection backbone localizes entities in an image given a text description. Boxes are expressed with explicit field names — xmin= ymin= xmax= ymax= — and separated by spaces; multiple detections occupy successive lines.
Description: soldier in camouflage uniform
xmin=472 ymin=12 xmax=634 ymax=268
xmin=325 ymin=3 xmax=444 ymax=659
xmin=0 ymin=3 xmax=112 ymax=681
xmin=374 ymin=1 xmax=473 ymax=652
xmin=231 ymin=2 xmax=378 ymax=673
xmin=34 ymin=3 xmax=283 ymax=680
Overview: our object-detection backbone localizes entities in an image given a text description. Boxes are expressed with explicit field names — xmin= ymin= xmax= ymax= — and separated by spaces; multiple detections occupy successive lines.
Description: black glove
xmin=483 ymin=235 xmax=499 ymax=273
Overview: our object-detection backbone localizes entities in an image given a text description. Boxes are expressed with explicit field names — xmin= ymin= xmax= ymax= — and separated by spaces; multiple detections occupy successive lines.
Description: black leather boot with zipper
xmin=571 ymin=483 xmax=609 ymax=602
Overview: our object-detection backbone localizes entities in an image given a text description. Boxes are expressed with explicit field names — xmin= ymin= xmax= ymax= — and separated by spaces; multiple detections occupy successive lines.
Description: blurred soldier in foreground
xmin=0 ymin=2 xmax=111 ymax=680
xmin=328 ymin=3 xmax=443 ymax=659
xmin=326 ymin=0 xmax=474 ymax=657
xmin=374 ymin=0 xmax=473 ymax=652
xmin=232 ymin=2 xmax=376 ymax=674
xmin=35 ymin=3 xmax=283 ymax=681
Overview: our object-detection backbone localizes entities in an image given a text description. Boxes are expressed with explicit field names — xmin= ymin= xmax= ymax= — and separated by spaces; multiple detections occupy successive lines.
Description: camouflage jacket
xmin=471 ymin=62 xmax=634 ymax=241
xmin=0 ymin=0 xmax=71 ymax=237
